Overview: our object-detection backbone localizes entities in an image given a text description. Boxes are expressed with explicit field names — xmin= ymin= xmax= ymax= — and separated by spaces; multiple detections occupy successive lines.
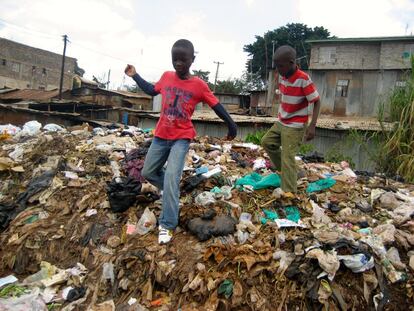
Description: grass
xmin=298 ymin=143 xmax=315 ymax=155
xmin=352 ymin=55 xmax=414 ymax=182
xmin=245 ymin=130 xmax=267 ymax=145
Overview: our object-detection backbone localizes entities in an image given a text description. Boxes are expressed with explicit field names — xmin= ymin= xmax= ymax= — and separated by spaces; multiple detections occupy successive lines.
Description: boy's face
xmin=171 ymin=46 xmax=194 ymax=79
xmin=274 ymin=56 xmax=295 ymax=77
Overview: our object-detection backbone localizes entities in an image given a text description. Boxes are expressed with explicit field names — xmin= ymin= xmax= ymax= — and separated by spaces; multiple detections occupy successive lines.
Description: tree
xmin=193 ymin=68 xmax=264 ymax=94
xmin=214 ymin=78 xmax=243 ymax=94
xmin=244 ymin=23 xmax=332 ymax=80
xmin=192 ymin=69 xmax=211 ymax=83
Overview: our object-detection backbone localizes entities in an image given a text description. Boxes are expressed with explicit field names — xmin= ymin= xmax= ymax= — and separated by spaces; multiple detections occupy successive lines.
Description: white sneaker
xmin=158 ymin=225 xmax=173 ymax=244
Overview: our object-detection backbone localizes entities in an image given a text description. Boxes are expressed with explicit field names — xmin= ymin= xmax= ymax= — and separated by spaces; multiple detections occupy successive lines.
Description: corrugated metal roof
xmin=0 ymin=89 xmax=62 ymax=101
xmin=110 ymin=89 xmax=152 ymax=99
xmin=78 ymin=76 xmax=98 ymax=85
xmin=0 ymin=88 xmax=17 ymax=94
xmin=130 ymin=110 xmax=393 ymax=131
xmin=307 ymin=36 xmax=414 ymax=44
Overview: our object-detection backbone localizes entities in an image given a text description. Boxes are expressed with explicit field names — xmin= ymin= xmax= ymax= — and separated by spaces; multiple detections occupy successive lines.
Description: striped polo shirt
xmin=277 ymin=68 xmax=320 ymax=128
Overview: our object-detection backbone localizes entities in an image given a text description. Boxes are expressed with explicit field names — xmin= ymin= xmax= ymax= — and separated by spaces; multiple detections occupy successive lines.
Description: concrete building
xmin=307 ymin=36 xmax=414 ymax=117
xmin=0 ymin=37 xmax=83 ymax=90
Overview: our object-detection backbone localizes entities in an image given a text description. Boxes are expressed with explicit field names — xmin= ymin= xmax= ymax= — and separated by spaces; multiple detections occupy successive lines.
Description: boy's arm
xmin=212 ymin=103 xmax=237 ymax=140
xmin=124 ymin=64 xmax=159 ymax=97
xmin=305 ymin=99 xmax=321 ymax=141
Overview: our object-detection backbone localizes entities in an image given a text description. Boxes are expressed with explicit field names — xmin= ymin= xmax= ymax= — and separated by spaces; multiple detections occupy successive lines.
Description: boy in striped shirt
xmin=261 ymin=45 xmax=321 ymax=193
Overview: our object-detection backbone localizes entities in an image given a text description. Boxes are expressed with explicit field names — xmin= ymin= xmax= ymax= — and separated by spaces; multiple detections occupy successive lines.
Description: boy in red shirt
xmin=125 ymin=39 xmax=237 ymax=244
xmin=261 ymin=45 xmax=320 ymax=193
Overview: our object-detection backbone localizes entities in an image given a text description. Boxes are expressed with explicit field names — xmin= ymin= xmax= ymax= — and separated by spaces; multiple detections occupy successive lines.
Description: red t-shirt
xmin=278 ymin=68 xmax=320 ymax=128
xmin=154 ymin=71 xmax=219 ymax=140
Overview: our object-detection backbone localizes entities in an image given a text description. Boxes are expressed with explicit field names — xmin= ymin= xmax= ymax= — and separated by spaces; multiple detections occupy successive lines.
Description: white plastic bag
xmin=92 ymin=127 xmax=106 ymax=136
xmin=136 ymin=207 xmax=157 ymax=235
xmin=253 ymin=158 xmax=266 ymax=170
xmin=21 ymin=121 xmax=42 ymax=136
xmin=0 ymin=124 xmax=21 ymax=135
xmin=43 ymin=123 xmax=64 ymax=132
xmin=338 ymin=254 xmax=375 ymax=273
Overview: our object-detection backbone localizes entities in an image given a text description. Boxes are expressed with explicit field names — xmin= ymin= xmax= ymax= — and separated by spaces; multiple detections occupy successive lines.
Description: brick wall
xmin=310 ymin=40 xmax=414 ymax=70
xmin=0 ymin=37 xmax=78 ymax=90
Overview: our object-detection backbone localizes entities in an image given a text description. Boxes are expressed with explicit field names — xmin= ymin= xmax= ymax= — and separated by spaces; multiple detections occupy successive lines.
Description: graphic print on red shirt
xmin=154 ymin=71 xmax=218 ymax=140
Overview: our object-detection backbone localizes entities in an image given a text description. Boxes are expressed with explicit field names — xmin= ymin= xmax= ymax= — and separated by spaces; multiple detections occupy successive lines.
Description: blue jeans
xmin=141 ymin=137 xmax=190 ymax=230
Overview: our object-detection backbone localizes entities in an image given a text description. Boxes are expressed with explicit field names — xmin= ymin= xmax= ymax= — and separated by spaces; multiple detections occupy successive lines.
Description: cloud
xmin=296 ymin=0 xmax=414 ymax=37
xmin=245 ymin=0 xmax=256 ymax=7
xmin=0 ymin=0 xmax=247 ymax=89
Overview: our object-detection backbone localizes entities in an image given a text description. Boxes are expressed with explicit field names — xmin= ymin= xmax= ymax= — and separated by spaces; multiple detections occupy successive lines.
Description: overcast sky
xmin=1 ymin=0 xmax=413 ymax=89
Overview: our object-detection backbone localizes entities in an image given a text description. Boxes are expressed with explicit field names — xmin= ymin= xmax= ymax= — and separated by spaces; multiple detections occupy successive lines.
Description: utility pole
xmin=59 ymin=34 xmax=68 ymax=100
xmin=107 ymin=69 xmax=111 ymax=90
xmin=213 ymin=61 xmax=223 ymax=92
xmin=264 ymin=35 xmax=268 ymax=80
xmin=272 ymin=40 xmax=276 ymax=68
xmin=249 ymin=59 xmax=253 ymax=80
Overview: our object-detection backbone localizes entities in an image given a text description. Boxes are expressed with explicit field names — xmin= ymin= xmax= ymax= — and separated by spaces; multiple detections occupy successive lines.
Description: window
xmin=319 ymin=47 xmax=337 ymax=64
xmin=336 ymin=79 xmax=349 ymax=97
xmin=11 ymin=62 xmax=20 ymax=73
xmin=402 ymin=44 xmax=414 ymax=59
xmin=1 ymin=59 xmax=6 ymax=66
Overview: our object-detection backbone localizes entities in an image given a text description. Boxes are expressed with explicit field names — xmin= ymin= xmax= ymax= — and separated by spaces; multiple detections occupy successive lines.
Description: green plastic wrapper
xmin=306 ymin=178 xmax=336 ymax=193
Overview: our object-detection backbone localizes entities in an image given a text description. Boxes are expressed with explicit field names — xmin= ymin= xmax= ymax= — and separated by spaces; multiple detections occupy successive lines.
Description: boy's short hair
xmin=274 ymin=45 xmax=296 ymax=62
xmin=172 ymin=39 xmax=195 ymax=56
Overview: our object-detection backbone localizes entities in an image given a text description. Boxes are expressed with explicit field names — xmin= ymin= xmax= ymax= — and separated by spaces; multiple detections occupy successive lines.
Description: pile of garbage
xmin=0 ymin=120 xmax=413 ymax=311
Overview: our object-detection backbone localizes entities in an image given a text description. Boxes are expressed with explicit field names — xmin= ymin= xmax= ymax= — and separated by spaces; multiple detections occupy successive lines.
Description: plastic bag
xmin=210 ymin=185 xmax=232 ymax=200
xmin=102 ymin=262 xmax=114 ymax=285
xmin=236 ymin=213 xmax=256 ymax=244
xmin=0 ymin=288 xmax=47 ymax=311
xmin=195 ymin=192 xmax=216 ymax=206
xmin=23 ymin=261 xmax=57 ymax=284
xmin=311 ymin=200 xmax=331 ymax=224
xmin=0 ymin=124 xmax=21 ymax=135
xmin=306 ymin=178 xmax=336 ymax=193
xmin=236 ymin=172 xmax=281 ymax=190
xmin=284 ymin=206 xmax=300 ymax=223
xmin=255 ymin=173 xmax=281 ymax=190
xmin=92 ymin=127 xmax=106 ymax=136
xmin=273 ymin=250 xmax=295 ymax=274
xmin=338 ymin=254 xmax=374 ymax=273
xmin=261 ymin=209 xmax=278 ymax=224
xmin=386 ymin=247 xmax=406 ymax=270
xmin=136 ymin=207 xmax=157 ymax=235
xmin=43 ymin=123 xmax=64 ymax=132
xmin=218 ymin=279 xmax=233 ymax=299
xmin=21 ymin=121 xmax=42 ymax=136
xmin=253 ymin=158 xmax=266 ymax=170
xmin=306 ymin=249 xmax=340 ymax=280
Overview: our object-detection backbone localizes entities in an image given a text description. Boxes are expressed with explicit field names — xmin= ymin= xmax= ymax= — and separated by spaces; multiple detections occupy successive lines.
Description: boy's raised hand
xmin=124 ymin=64 xmax=137 ymax=77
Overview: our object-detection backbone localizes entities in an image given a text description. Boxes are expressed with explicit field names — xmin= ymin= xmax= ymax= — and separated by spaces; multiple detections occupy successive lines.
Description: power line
xmin=0 ymin=17 xmax=164 ymax=72
xmin=0 ymin=17 xmax=60 ymax=40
